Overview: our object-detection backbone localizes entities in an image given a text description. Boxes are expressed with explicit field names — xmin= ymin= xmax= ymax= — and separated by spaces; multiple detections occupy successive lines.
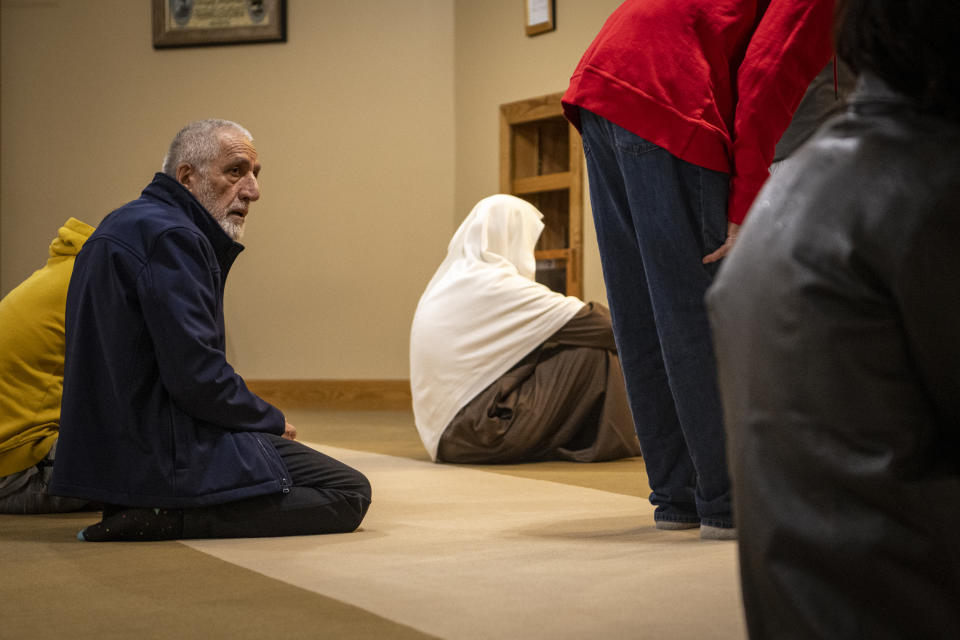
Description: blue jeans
xmin=0 ymin=441 xmax=92 ymax=514
xmin=579 ymin=109 xmax=732 ymax=528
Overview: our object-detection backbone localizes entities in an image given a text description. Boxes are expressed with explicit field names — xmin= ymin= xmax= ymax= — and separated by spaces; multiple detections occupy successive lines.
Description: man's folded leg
xmin=80 ymin=437 xmax=371 ymax=541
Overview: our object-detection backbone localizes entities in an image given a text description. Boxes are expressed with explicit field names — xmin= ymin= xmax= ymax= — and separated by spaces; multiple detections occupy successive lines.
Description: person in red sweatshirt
xmin=563 ymin=0 xmax=833 ymax=539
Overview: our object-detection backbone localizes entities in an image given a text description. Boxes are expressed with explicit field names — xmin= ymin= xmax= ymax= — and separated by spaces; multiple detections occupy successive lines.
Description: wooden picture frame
xmin=152 ymin=0 xmax=287 ymax=49
xmin=525 ymin=0 xmax=555 ymax=37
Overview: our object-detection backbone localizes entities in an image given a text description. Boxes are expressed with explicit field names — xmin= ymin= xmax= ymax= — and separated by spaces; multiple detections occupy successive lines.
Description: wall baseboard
xmin=246 ymin=379 xmax=412 ymax=410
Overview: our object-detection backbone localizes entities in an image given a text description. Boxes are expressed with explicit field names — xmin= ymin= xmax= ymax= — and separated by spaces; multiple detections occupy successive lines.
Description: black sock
xmin=79 ymin=507 xmax=183 ymax=542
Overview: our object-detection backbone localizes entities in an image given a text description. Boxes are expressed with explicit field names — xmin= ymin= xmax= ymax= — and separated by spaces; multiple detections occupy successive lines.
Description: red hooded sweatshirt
xmin=563 ymin=0 xmax=834 ymax=224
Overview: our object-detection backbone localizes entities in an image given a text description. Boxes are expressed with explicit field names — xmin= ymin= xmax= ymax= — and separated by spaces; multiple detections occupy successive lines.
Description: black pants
xmin=179 ymin=435 xmax=371 ymax=539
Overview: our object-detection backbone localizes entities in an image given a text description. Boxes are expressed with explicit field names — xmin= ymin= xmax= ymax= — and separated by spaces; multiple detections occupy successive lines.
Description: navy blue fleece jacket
xmin=51 ymin=173 xmax=288 ymax=508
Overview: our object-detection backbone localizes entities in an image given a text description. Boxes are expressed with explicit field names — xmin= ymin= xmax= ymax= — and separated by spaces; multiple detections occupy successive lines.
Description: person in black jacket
xmin=50 ymin=119 xmax=371 ymax=541
xmin=707 ymin=1 xmax=960 ymax=637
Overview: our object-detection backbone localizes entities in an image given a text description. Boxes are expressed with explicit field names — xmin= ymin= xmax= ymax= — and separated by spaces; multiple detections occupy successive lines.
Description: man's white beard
xmin=217 ymin=215 xmax=245 ymax=242
xmin=194 ymin=178 xmax=246 ymax=242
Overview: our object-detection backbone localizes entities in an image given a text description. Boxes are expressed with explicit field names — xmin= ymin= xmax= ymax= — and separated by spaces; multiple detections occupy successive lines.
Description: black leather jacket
xmin=707 ymin=74 xmax=960 ymax=639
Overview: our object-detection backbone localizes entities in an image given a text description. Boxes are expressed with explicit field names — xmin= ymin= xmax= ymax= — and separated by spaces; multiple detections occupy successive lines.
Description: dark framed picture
xmin=152 ymin=0 xmax=287 ymax=49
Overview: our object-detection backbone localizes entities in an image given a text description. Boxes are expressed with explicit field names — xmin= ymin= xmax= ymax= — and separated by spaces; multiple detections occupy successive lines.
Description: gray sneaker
xmin=700 ymin=524 xmax=737 ymax=540
xmin=655 ymin=520 xmax=700 ymax=530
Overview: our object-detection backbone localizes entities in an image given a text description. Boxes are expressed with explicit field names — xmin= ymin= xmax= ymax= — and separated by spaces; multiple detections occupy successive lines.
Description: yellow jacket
xmin=0 ymin=218 xmax=94 ymax=477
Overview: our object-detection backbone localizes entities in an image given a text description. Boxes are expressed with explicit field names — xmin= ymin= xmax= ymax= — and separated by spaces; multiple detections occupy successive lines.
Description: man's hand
xmin=282 ymin=422 xmax=298 ymax=441
xmin=703 ymin=222 xmax=741 ymax=264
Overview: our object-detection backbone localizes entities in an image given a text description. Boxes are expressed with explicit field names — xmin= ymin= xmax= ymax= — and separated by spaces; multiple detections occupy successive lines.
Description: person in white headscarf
xmin=410 ymin=194 xmax=641 ymax=464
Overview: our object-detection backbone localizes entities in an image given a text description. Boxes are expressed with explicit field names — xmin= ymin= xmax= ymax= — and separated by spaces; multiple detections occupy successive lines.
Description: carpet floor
xmin=0 ymin=409 xmax=746 ymax=639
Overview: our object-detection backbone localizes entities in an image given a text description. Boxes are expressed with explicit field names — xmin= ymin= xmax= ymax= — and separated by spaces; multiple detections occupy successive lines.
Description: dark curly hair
xmin=834 ymin=0 xmax=959 ymax=117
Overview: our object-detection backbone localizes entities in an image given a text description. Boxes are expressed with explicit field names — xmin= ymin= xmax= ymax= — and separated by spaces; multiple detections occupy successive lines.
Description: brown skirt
xmin=436 ymin=304 xmax=641 ymax=464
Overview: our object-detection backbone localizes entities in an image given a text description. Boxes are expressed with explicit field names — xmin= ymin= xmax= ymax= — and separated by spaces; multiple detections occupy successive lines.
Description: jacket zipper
xmin=255 ymin=434 xmax=290 ymax=493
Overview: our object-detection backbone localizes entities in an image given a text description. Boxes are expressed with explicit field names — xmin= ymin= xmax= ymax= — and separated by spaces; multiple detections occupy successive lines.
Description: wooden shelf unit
xmin=499 ymin=92 xmax=583 ymax=298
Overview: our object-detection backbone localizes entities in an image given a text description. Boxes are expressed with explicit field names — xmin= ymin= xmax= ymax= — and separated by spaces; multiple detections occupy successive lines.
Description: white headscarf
xmin=410 ymin=194 xmax=586 ymax=460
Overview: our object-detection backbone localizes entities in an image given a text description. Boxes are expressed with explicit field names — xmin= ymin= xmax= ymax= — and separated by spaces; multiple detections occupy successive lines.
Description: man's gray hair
xmin=161 ymin=119 xmax=253 ymax=177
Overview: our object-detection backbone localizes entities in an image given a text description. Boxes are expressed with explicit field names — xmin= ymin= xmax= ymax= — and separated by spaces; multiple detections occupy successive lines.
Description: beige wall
xmin=453 ymin=0 xmax=622 ymax=306
xmin=1 ymin=0 xmax=618 ymax=381
xmin=1 ymin=0 xmax=456 ymax=380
